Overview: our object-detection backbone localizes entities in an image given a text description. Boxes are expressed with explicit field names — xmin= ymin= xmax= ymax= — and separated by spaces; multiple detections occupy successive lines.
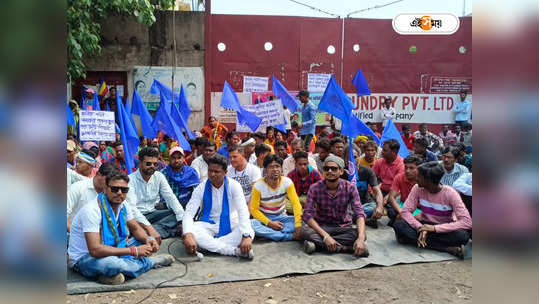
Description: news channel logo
xmin=393 ymin=13 xmax=460 ymax=35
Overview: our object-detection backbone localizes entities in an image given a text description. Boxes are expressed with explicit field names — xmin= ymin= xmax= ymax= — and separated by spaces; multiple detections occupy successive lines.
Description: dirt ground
xmin=66 ymin=260 xmax=471 ymax=304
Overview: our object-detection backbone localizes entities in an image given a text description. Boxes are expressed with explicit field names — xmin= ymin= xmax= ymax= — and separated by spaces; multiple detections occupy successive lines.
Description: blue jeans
xmin=74 ymin=238 xmax=153 ymax=279
xmin=362 ymin=202 xmax=377 ymax=219
xmin=251 ymin=214 xmax=297 ymax=241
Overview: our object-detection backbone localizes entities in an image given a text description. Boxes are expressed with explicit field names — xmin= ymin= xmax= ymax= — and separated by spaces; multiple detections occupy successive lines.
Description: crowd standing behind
xmin=66 ymin=89 xmax=472 ymax=285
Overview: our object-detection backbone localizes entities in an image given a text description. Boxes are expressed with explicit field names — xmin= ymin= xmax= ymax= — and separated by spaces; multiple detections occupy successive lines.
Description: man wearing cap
xmin=126 ymin=147 xmax=185 ymax=239
xmin=297 ymin=90 xmax=317 ymax=151
xmin=301 ymin=155 xmax=368 ymax=257
xmin=240 ymin=137 xmax=257 ymax=165
xmin=161 ymin=146 xmax=200 ymax=209
xmin=75 ymin=150 xmax=98 ymax=179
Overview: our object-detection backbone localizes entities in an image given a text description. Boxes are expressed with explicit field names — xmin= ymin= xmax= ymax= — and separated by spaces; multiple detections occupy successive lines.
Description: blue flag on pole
xmin=151 ymin=92 xmax=191 ymax=152
xmin=177 ymin=85 xmax=191 ymax=123
xmin=170 ymin=100 xmax=195 ymax=139
xmin=380 ymin=119 xmax=410 ymax=158
xmin=93 ymin=92 xmax=100 ymax=111
xmin=271 ymin=75 xmax=299 ymax=112
xmin=132 ymin=88 xmax=157 ymax=139
xmin=117 ymin=92 xmax=140 ymax=174
xmin=221 ymin=81 xmax=262 ymax=132
xmin=67 ymin=103 xmax=75 ymax=126
xmin=150 ymin=79 xmax=192 ymax=127
xmin=352 ymin=68 xmax=371 ymax=97
xmin=318 ymin=75 xmax=355 ymax=123
xmin=341 ymin=114 xmax=381 ymax=145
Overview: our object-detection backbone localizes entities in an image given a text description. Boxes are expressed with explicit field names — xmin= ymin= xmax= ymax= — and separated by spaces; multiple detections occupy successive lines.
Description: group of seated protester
xmin=66 ymin=122 xmax=471 ymax=285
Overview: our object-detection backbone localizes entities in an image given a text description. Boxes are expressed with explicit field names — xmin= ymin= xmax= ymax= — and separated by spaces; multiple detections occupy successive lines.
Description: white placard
xmin=79 ymin=110 xmax=116 ymax=141
xmin=307 ymin=73 xmax=331 ymax=92
xmin=243 ymin=76 xmax=269 ymax=92
xmin=236 ymin=99 xmax=285 ymax=132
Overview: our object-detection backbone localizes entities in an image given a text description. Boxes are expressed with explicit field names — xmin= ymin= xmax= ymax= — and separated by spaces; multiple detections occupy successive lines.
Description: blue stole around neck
xmin=98 ymin=192 xmax=128 ymax=248
xmin=199 ymin=178 xmax=232 ymax=237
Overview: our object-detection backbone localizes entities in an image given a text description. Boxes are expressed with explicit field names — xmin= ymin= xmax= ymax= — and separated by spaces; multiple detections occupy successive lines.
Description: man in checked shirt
xmin=300 ymin=155 xmax=369 ymax=257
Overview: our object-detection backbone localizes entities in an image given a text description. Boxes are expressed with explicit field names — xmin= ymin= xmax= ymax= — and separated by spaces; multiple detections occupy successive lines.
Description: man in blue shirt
xmin=297 ymin=90 xmax=317 ymax=151
xmin=453 ymin=90 xmax=471 ymax=128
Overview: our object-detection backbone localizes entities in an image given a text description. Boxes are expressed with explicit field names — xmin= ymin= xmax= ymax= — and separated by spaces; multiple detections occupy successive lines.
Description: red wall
xmin=206 ymin=14 xmax=472 ymax=134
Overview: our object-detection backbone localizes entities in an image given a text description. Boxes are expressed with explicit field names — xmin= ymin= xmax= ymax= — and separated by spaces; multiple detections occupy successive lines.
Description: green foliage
xmin=67 ymin=0 xmax=175 ymax=82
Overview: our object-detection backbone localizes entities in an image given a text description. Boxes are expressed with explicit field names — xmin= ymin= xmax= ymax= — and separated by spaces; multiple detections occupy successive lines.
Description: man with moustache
xmin=68 ymin=171 xmax=174 ymax=285
xmin=301 ymin=155 xmax=368 ymax=257
xmin=126 ymin=147 xmax=185 ymax=239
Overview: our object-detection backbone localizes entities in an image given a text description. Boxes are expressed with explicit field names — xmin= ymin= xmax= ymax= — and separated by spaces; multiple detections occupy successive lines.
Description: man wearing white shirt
xmin=381 ymin=97 xmax=396 ymax=128
xmin=126 ymin=147 xmax=185 ymax=239
xmin=183 ymin=155 xmax=254 ymax=259
xmin=68 ymin=171 xmax=173 ymax=285
xmin=227 ymin=145 xmax=262 ymax=204
xmin=68 ymin=162 xmax=116 ymax=230
xmin=191 ymin=140 xmax=217 ymax=183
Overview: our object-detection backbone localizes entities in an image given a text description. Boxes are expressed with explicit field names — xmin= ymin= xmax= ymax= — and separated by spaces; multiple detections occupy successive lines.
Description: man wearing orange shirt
xmin=372 ymin=139 xmax=405 ymax=198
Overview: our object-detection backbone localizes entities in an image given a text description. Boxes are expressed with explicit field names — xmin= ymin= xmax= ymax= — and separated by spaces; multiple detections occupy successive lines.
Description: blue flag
xmin=271 ymin=75 xmax=299 ymax=112
xmin=123 ymin=96 xmax=135 ymax=128
xmin=151 ymin=92 xmax=191 ymax=152
xmin=380 ymin=119 xmax=410 ymax=158
xmin=318 ymin=75 xmax=355 ymax=123
xmin=177 ymin=85 xmax=191 ymax=123
xmin=341 ymin=114 xmax=381 ymax=145
xmin=150 ymin=79 xmax=192 ymax=125
xmin=132 ymin=88 xmax=157 ymax=139
xmin=221 ymin=81 xmax=262 ymax=132
xmin=352 ymin=68 xmax=371 ymax=97
xmin=116 ymin=92 xmax=140 ymax=174
xmin=170 ymin=100 xmax=195 ymax=139
xmin=93 ymin=92 xmax=101 ymax=111
xmin=66 ymin=103 xmax=75 ymax=126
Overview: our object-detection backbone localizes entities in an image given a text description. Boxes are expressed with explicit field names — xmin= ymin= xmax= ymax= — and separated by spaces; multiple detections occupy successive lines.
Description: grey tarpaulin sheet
xmin=67 ymin=221 xmax=472 ymax=295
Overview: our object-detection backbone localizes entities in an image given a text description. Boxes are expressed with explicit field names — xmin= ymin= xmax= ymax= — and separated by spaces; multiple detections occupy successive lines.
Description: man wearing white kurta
xmin=183 ymin=155 xmax=254 ymax=259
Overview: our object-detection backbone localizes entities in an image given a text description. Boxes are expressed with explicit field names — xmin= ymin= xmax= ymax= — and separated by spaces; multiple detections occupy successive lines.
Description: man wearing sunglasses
xmin=126 ymin=147 xmax=185 ymax=240
xmin=68 ymin=171 xmax=174 ymax=285
xmin=301 ymin=155 xmax=369 ymax=258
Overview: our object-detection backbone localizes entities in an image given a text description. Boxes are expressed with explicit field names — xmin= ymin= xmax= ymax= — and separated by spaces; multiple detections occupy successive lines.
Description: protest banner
xmin=79 ymin=110 xmax=116 ymax=141
xmin=307 ymin=73 xmax=331 ymax=92
xmin=236 ymin=99 xmax=285 ymax=132
xmin=243 ymin=76 xmax=269 ymax=92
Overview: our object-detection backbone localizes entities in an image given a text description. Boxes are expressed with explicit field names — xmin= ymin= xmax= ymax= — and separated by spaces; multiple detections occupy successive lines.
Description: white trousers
xmin=191 ymin=221 xmax=254 ymax=256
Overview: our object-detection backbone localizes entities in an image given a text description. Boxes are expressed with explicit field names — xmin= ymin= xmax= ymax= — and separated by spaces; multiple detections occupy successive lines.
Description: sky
xmin=210 ymin=0 xmax=473 ymax=19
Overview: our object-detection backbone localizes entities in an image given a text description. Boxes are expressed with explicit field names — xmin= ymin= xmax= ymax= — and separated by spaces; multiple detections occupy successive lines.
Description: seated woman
xmin=393 ymin=161 xmax=472 ymax=258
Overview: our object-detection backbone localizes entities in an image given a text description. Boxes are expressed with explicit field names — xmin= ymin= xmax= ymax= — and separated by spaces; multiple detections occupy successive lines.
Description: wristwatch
xmin=242 ymin=233 xmax=251 ymax=239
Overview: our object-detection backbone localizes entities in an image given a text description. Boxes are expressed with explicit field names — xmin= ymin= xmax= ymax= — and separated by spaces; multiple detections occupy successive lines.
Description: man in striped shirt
xmin=249 ymin=154 xmax=302 ymax=241
xmin=393 ymin=161 xmax=472 ymax=258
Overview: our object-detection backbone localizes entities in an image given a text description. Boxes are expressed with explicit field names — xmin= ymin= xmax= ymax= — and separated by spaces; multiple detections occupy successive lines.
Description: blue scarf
xmin=165 ymin=165 xmax=200 ymax=189
xmin=98 ymin=192 xmax=129 ymax=248
xmin=199 ymin=178 xmax=231 ymax=237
